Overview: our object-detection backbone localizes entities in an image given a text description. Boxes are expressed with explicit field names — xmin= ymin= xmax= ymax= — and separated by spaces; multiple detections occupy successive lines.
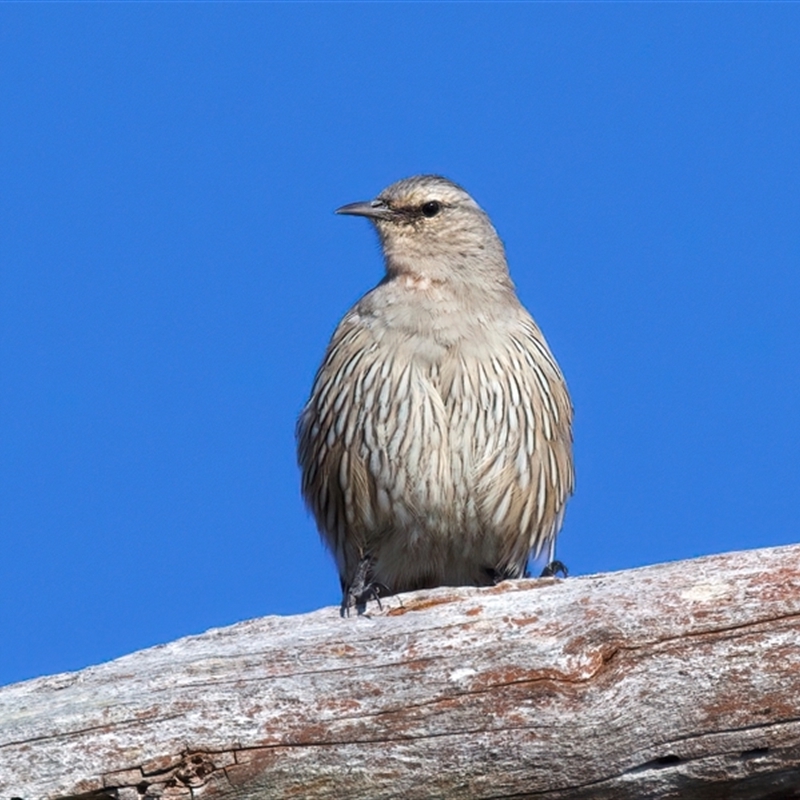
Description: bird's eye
xmin=421 ymin=201 xmax=441 ymax=218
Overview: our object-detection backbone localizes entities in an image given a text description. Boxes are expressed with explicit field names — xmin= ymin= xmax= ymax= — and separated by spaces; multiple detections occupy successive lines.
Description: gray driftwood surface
xmin=2 ymin=545 xmax=800 ymax=800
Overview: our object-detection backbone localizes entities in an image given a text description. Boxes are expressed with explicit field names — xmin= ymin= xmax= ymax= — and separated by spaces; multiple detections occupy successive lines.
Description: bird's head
xmin=336 ymin=175 xmax=512 ymax=291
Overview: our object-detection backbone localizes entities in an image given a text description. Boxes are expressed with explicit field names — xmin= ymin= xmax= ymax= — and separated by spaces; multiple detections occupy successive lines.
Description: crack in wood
xmin=647 ymin=715 xmax=800 ymax=750
xmin=0 ymin=713 xmax=189 ymax=752
xmin=91 ymin=752 xmax=234 ymax=800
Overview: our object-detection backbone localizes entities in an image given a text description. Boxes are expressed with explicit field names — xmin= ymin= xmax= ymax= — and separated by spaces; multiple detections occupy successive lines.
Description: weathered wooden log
xmin=1 ymin=544 xmax=800 ymax=800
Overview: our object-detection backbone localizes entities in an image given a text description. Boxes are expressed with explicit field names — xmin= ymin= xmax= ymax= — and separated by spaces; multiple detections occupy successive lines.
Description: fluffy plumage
xmin=297 ymin=175 xmax=573 ymax=612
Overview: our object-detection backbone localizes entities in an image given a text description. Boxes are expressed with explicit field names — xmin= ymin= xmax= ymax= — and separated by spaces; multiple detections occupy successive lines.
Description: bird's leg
xmin=540 ymin=560 xmax=568 ymax=578
xmin=340 ymin=555 xmax=384 ymax=617
xmin=540 ymin=539 xmax=568 ymax=578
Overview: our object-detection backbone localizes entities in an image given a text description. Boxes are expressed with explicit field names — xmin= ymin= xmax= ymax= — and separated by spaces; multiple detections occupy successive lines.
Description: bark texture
xmin=1 ymin=544 xmax=800 ymax=800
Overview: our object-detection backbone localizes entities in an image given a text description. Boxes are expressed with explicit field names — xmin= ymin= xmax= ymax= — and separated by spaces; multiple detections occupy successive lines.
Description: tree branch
xmin=2 ymin=544 xmax=800 ymax=799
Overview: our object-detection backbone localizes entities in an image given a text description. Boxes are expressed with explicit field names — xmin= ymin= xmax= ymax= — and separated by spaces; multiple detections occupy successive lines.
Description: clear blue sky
xmin=2 ymin=4 xmax=799 ymax=687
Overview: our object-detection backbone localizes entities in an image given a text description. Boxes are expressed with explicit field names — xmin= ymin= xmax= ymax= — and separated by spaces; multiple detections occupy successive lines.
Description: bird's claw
xmin=340 ymin=556 xmax=385 ymax=616
xmin=540 ymin=560 xmax=568 ymax=579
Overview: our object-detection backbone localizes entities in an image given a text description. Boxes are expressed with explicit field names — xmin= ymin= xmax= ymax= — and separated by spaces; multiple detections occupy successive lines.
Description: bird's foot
xmin=340 ymin=556 xmax=385 ymax=617
xmin=540 ymin=560 xmax=568 ymax=578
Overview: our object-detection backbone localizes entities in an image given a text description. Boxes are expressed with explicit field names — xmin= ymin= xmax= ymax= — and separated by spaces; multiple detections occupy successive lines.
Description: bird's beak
xmin=335 ymin=199 xmax=395 ymax=221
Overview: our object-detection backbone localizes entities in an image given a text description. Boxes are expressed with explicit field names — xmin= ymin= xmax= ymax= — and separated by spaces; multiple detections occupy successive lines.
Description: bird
xmin=297 ymin=175 xmax=574 ymax=614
